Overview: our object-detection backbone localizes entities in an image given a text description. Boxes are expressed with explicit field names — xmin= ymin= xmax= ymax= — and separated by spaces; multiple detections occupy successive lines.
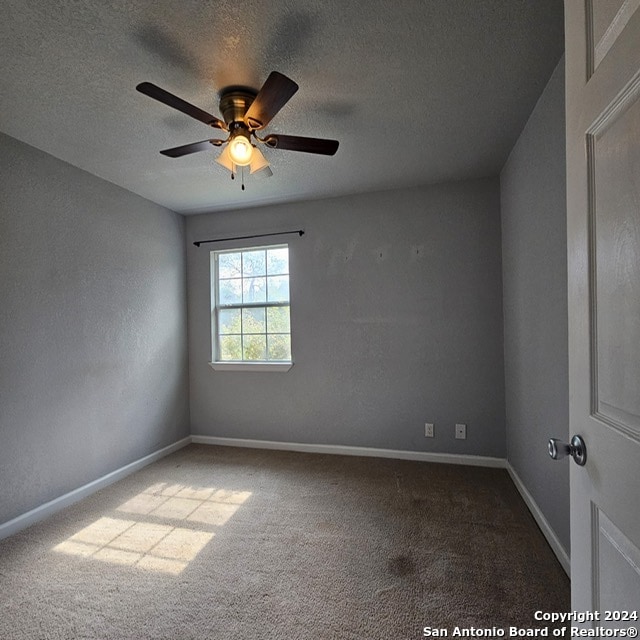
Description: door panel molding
xmin=587 ymin=70 xmax=640 ymax=442
xmin=586 ymin=0 xmax=640 ymax=78
xmin=594 ymin=505 xmax=640 ymax=613
xmin=590 ymin=501 xmax=601 ymax=613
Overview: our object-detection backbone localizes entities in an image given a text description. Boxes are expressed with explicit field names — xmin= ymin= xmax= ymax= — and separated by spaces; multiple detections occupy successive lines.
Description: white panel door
xmin=565 ymin=0 xmax=640 ymax=624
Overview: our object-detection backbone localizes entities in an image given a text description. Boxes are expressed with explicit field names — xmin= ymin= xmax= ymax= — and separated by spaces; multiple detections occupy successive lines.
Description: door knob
xmin=548 ymin=435 xmax=587 ymax=466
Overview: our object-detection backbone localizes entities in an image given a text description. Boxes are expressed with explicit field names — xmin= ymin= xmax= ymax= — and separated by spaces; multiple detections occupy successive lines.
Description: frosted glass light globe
xmin=228 ymin=135 xmax=253 ymax=166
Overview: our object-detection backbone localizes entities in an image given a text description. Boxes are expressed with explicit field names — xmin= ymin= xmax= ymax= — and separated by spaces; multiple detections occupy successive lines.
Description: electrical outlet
xmin=455 ymin=423 xmax=467 ymax=440
xmin=425 ymin=423 xmax=434 ymax=438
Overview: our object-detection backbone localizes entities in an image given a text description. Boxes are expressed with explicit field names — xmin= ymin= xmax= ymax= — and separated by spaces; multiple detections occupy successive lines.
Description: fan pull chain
xmin=224 ymin=166 xmax=247 ymax=191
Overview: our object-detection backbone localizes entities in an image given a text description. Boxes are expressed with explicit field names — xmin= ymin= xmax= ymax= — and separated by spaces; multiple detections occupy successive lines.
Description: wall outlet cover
xmin=455 ymin=423 xmax=467 ymax=439
xmin=425 ymin=423 xmax=434 ymax=438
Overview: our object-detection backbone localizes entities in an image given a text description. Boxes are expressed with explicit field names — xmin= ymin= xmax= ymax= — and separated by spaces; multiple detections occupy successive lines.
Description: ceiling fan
xmin=136 ymin=71 xmax=339 ymax=186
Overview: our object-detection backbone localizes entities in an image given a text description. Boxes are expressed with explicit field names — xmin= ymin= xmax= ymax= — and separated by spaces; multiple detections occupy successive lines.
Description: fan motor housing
xmin=219 ymin=86 xmax=257 ymax=126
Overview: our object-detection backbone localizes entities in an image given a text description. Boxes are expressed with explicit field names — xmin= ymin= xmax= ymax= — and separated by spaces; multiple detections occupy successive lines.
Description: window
xmin=210 ymin=245 xmax=292 ymax=369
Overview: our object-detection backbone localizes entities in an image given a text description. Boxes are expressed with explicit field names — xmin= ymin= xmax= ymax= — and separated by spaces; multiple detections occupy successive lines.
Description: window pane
xmin=267 ymin=276 xmax=289 ymax=303
xmin=242 ymin=277 xmax=267 ymax=303
xmin=267 ymin=334 xmax=291 ymax=361
xmin=219 ymin=335 xmax=242 ymax=361
xmin=267 ymin=306 xmax=290 ymax=333
xmin=242 ymin=250 xmax=266 ymax=277
xmin=219 ymin=309 xmax=241 ymax=334
xmin=243 ymin=335 xmax=266 ymax=361
xmin=242 ymin=307 xmax=266 ymax=333
xmin=267 ymin=248 xmax=289 ymax=275
xmin=219 ymin=279 xmax=242 ymax=305
xmin=213 ymin=246 xmax=292 ymax=364
xmin=218 ymin=253 xmax=241 ymax=278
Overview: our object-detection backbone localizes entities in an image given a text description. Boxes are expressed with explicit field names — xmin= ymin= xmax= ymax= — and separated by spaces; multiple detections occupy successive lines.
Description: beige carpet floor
xmin=0 ymin=445 xmax=569 ymax=639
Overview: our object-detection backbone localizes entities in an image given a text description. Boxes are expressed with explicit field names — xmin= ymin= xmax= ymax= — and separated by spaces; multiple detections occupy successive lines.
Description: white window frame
xmin=209 ymin=243 xmax=293 ymax=372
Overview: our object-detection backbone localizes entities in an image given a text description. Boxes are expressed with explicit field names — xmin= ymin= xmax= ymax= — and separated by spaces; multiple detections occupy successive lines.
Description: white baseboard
xmin=506 ymin=463 xmax=570 ymax=576
xmin=0 ymin=436 xmax=192 ymax=541
xmin=190 ymin=435 xmax=507 ymax=468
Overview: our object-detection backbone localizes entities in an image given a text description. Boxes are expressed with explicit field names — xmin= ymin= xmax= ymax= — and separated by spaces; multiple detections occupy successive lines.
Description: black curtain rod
xmin=193 ymin=229 xmax=304 ymax=247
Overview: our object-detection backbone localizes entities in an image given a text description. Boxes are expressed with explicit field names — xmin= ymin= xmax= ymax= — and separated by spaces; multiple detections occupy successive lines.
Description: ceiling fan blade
xmin=137 ymin=82 xmax=227 ymax=130
xmin=160 ymin=139 xmax=225 ymax=158
xmin=263 ymin=134 xmax=339 ymax=155
xmin=243 ymin=72 xmax=299 ymax=130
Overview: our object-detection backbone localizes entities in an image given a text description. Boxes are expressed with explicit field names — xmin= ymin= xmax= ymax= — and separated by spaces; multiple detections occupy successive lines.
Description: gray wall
xmin=500 ymin=59 xmax=569 ymax=552
xmin=187 ymin=179 xmax=506 ymax=457
xmin=0 ymin=133 xmax=190 ymax=524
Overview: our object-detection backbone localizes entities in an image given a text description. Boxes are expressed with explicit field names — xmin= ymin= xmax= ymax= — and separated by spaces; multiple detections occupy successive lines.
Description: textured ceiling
xmin=0 ymin=0 xmax=564 ymax=214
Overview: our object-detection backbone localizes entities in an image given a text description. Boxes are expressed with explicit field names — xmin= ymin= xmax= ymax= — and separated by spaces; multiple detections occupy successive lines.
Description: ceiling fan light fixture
xmin=249 ymin=146 xmax=270 ymax=174
xmin=228 ymin=133 xmax=253 ymax=166
xmin=137 ymin=71 xmax=340 ymax=185
xmin=215 ymin=145 xmax=235 ymax=172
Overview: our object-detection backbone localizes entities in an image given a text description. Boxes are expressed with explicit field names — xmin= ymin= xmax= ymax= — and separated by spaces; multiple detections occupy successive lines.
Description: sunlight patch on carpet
xmin=53 ymin=517 xmax=213 ymax=574
xmin=117 ymin=483 xmax=252 ymax=525
xmin=52 ymin=483 xmax=252 ymax=574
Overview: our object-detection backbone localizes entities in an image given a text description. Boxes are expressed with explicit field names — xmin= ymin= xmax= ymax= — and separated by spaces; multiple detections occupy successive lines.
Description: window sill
xmin=208 ymin=361 xmax=293 ymax=372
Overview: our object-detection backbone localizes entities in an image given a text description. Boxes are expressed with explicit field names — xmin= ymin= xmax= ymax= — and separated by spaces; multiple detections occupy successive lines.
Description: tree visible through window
xmin=211 ymin=245 xmax=291 ymax=362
